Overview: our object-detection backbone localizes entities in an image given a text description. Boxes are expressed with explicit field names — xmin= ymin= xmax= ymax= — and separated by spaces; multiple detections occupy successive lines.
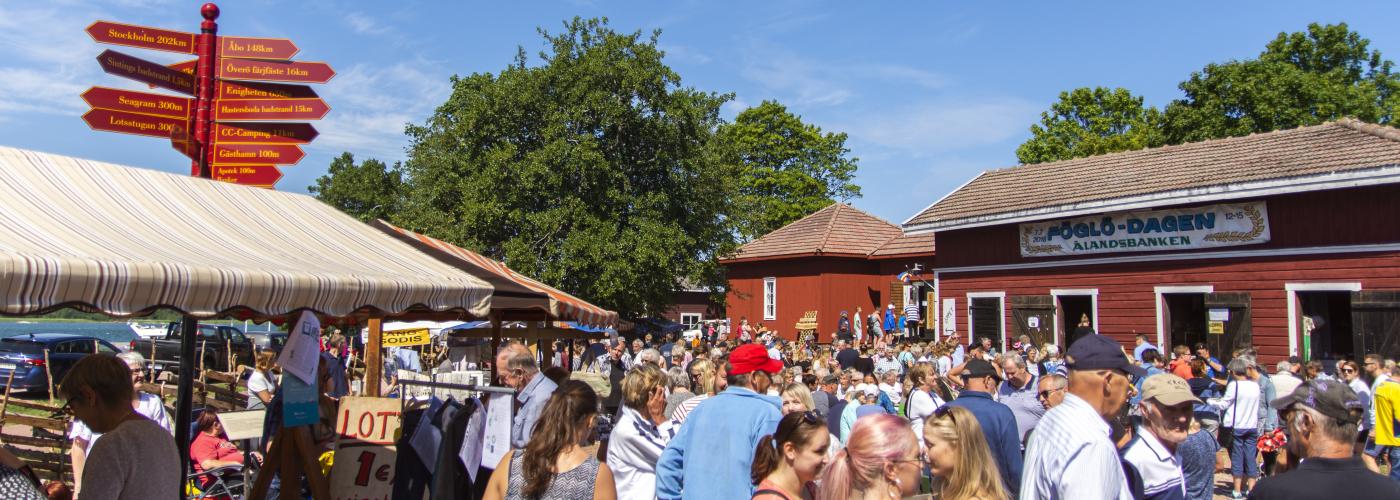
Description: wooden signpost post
xmin=82 ymin=2 xmax=333 ymax=190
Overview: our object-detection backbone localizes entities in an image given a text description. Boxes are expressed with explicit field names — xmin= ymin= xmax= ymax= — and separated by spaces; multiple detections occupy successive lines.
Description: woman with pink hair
xmin=817 ymin=414 xmax=921 ymax=500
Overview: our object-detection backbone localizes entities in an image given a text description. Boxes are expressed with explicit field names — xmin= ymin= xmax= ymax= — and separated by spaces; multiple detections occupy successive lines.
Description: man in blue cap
xmin=1021 ymin=333 xmax=1146 ymax=500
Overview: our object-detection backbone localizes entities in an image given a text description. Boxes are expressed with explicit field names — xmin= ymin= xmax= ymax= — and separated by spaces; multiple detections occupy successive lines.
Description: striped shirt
xmin=669 ymin=394 xmax=711 ymax=425
xmin=1020 ymin=393 xmax=1134 ymax=500
xmin=1122 ymin=427 xmax=1187 ymax=500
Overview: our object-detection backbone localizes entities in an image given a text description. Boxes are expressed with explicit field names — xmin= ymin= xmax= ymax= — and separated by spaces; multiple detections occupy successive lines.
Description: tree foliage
xmin=1015 ymin=87 xmax=1166 ymax=164
xmin=719 ymin=100 xmax=861 ymax=240
xmin=1018 ymin=23 xmax=1400 ymax=163
xmin=1164 ymin=23 xmax=1400 ymax=142
xmin=309 ymin=153 xmax=403 ymax=222
xmin=393 ymin=18 xmax=736 ymax=318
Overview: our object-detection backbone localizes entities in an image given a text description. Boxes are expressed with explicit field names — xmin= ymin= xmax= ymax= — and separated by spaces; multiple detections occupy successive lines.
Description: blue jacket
xmin=946 ymin=390 xmax=1023 ymax=496
xmin=883 ymin=310 xmax=896 ymax=331
xmin=655 ymin=386 xmax=781 ymax=499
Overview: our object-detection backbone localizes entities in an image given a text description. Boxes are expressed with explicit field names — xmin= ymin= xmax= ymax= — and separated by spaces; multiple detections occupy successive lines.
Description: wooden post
xmin=490 ymin=312 xmax=503 ymax=378
xmin=149 ymin=341 xmax=157 ymax=383
xmin=42 ymin=349 xmax=54 ymax=403
xmin=364 ymin=316 xmax=383 ymax=398
xmin=199 ymin=339 xmax=208 ymax=380
xmin=226 ymin=338 xmax=232 ymax=373
xmin=0 ymin=370 xmax=15 ymax=435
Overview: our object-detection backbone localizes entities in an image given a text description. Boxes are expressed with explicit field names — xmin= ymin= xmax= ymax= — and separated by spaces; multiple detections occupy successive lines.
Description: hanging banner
xmin=278 ymin=310 xmax=322 ymax=384
xmin=329 ymin=397 xmax=400 ymax=500
xmin=1019 ymin=202 xmax=1270 ymax=257
xmin=382 ymin=327 xmax=431 ymax=347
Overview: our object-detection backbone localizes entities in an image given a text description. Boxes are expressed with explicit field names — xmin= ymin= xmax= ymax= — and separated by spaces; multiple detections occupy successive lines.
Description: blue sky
xmin=2 ymin=0 xmax=1397 ymax=224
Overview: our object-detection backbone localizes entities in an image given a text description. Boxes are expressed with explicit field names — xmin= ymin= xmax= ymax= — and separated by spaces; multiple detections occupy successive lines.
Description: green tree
xmin=1016 ymin=87 xmax=1166 ymax=164
xmin=310 ymin=152 xmax=403 ymax=222
xmin=718 ymin=101 xmax=860 ymax=241
xmin=395 ymin=17 xmax=735 ymax=318
xmin=1164 ymin=23 xmax=1400 ymax=143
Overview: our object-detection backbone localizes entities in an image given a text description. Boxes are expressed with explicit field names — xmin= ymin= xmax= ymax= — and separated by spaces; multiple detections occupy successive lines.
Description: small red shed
xmin=722 ymin=203 xmax=935 ymax=342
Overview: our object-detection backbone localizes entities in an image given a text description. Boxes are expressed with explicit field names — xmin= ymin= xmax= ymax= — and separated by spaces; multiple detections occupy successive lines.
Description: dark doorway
xmin=970 ymin=297 xmax=1003 ymax=347
xmin=1164 ymin=293 xmax=1208 ymax=350
xmin=1058 ymin=295 xmax=1094 ymax=346
xmin=1298 ymin=291 xmax=1354 ymax=362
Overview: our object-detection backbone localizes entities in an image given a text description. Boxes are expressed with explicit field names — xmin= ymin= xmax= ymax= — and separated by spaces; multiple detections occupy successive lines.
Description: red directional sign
xmin=82 ymin=87 xmax=191 ymax=119
xmin=211 ymin=144 xmax=305 ymax=165
xmin=217 ymin=80 xmax=318 ymax=100
xmin=213 ymin=123 xmax=318 ymax=144
xmin=86 ymin=20 xmax=196 ymax=54
xmin=170 ymin=121 xmax=198 ymax=161
xmin=212 ymin=165 xmax=282 ymax=188
xmin=82 ymin=108 xmax=185 ymax=138
xmin=97 ymin=49 xmax=195 ymax=95
xmin=215 ymin=98 xmax=330 ymax=121
xmin=218 ymin=58 xmax=335 ymax=83
xmin=221 ymin=36 xmax=299 ymax=60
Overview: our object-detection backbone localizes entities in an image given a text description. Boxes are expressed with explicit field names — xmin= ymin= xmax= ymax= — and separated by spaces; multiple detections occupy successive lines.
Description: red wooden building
xmin=723 ymin=203 xmax=936 ymax=342
xmin=902 ymin=120 xmax=1400 ymax=367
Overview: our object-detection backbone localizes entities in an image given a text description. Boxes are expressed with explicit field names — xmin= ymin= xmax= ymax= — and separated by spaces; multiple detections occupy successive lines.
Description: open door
xmin=1010 ymin=295 xmax=1056 ymax=349
xmin=1352 ymin=291 xmax=1400 ymax=360
xmin=1204 ymin=292 xmax=1252 ymax=358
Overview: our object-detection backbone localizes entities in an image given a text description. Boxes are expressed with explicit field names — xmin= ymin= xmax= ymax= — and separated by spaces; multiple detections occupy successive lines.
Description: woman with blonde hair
xmin=923 ymin=405 xmax=1007 ymax=500
xmin=247 ymin=350 xmax=277 ymax=409
xmin=818 ymin=414 xmax=920 ymax=500
xmin=670 ymin=358 xmax=723 ymax=424
xmin=780 ymin=383 xmax=816 ymax=415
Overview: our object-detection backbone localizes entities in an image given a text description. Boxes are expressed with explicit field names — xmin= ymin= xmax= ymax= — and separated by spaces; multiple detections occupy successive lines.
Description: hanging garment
xmin=431 ymin=399 xmax=478 ymax=499
xmin=394 ymin=408 xmax=433 ymax=500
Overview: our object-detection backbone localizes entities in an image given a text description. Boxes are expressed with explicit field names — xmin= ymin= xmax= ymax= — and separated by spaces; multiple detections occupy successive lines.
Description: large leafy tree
xmin=1163 ymin=23 xmax=1400 ymax=142
xmin=1015 ymin=87 xmax=1166 ymax=164
xmin=393 ymin=18 xmax=735 ymax=318
xmin=719 ymin=100 xmax=861 ymax=241
xmin=309 ymin=152 xmax=403 ymax=222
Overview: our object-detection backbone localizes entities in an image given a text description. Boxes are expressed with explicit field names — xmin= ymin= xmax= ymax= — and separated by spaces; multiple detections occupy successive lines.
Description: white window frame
xmin=966 ymin=292 xmax=1007 ymax=352
xmin=762 ymin=277 xmax=777 ymax=321
xmin=1154 ymin=285 xmax=1215 ymax=351
xmin=1050 ymin=288 xmax=1099 ymax=347
xmin=1285 ymin=282 xmax=1362 ymax=357
xmin=680 ymin=313 xmax=702 ymax=326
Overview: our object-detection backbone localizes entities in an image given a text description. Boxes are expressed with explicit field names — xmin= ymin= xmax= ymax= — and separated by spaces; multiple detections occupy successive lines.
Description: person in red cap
xmin=656 ymin=343 xmax=784 ymax=499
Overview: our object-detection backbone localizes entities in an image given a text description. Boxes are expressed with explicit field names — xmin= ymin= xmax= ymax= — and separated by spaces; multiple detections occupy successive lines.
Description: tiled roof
xmin=904 ymin=119 xmax=1400 ymax=231
xmin=723 ymin=203 xmax=909 ymax=262
xmin=870 ymin=232 xmax=935 ymax=257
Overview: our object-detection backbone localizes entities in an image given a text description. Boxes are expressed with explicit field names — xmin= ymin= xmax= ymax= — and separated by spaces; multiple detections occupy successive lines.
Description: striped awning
xmin=374 ymin=221 xmax=619 ymax=329
xmin=0 ymin=147 xmax=493 ymax=320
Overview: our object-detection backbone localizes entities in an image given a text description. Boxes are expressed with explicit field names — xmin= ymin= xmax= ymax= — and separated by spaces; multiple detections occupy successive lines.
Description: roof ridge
xmin=817 ymin=203 xmax=843 ymax=253
xmin=1336 ymin=117 xmax=1400 ymax=142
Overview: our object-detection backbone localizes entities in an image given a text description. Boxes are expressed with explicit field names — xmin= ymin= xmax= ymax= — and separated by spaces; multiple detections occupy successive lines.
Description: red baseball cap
xmin=729 ymin=343 xmax=784 ymax=376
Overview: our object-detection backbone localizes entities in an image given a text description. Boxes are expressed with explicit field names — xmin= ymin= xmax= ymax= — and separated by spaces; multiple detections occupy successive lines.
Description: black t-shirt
xmin=836 ymin=348 xmax=859 ymax=369
xmin=1248 ymin=456 xmax=1400 ymax=500
xmin=854 ymin=357 xmax=875 ymax=377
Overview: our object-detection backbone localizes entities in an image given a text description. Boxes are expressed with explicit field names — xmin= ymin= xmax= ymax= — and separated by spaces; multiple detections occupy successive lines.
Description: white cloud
xmin=835 ymin=98 xmax=1040 ymax=157
xmin=738 ymin=43 xmax=947 ymax=107
xmin=658 ymin=43 xmax=711 ymax=65
xmin=313 ymin=59 xmax=451 ymax=159
xmin=343 ymin=12 xmax=390 ymax=36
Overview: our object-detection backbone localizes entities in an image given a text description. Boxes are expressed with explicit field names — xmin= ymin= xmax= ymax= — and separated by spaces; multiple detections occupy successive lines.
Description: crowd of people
xmin=486 ymin=324 xmax=1400 ymax=500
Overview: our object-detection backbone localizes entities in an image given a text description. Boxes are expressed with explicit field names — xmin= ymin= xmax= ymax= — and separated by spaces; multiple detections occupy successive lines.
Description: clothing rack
xmin=396 ymin=379 xmax=516 ymax=395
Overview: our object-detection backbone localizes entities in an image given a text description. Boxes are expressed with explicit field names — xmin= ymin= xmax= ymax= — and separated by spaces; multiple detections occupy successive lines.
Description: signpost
xmin=83 ymin=4 xmax=333 ymax=190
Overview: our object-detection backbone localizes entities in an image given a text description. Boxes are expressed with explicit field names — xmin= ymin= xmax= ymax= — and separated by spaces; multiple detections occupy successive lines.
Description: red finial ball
xmin=201 ymin=3 xmax=220 ymax=20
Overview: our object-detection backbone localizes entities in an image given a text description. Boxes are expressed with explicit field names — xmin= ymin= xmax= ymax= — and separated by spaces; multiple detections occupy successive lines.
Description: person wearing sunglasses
xmin=1248 ymin=379 xmax=1400 ymax=499
xmin=1021 ymin=334 xmax=1145 ymax=500
xmin=751 ymin=411 xmax=830 ymax=500
xmin=923 ymin=405 xmax=1007 ymax=500
xmin=819 ymin=414 xmax=920 ymax=500
xmin=1036 ymin=374 xmax=1067 ymax=410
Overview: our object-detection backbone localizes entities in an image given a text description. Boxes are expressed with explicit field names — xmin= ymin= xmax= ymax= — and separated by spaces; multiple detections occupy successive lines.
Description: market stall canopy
xmin=447 ymin=320 xmax=611 ymax=341
xmin=373 ymin=221 xmax=619 ymax=329
xmin=0 ymin=147 xmax=494 ymax=320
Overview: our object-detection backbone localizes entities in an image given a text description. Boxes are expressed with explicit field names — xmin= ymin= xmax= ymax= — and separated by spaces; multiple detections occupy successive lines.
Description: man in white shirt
xmin=1272 ymin=361 xmax=1303 ymax=406
xmin=1021 ymin=334 xmax=1145 ymax=500
xmin=1123 ymin=374 xmax=1200 ymax=500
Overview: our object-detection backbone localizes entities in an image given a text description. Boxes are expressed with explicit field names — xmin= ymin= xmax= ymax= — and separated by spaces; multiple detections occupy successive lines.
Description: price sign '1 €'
xmin=330 ymin=397 xmax=401 ymax=500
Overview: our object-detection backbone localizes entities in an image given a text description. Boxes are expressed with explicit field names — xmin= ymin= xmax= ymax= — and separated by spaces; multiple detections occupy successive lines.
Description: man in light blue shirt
xmin=656 ymin=343 xmax=782 ymax=499
xmin=497 ymin=343 xmax=557 ymax=448
xmin=1134 ymin=334 xmax=1158 ymax=363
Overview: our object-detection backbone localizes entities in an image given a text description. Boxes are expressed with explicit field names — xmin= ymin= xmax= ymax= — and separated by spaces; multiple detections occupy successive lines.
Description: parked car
xmin=0 ymin=333 xmax=122 ymax=394
xmin=129 ymin=322 xmax=255 ymax=374
xmin=247 ymin=331 xmax=288 ymax=355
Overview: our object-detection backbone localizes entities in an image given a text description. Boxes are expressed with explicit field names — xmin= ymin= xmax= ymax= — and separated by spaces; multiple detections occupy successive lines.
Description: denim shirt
xmin=510 ymin=373 xmax=557 ymax=449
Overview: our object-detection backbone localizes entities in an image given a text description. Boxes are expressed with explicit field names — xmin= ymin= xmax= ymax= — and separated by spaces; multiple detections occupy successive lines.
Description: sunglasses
xmin=933 ymin=404 xmax=960 ymax=425
xmin=1341 ymin=368 xmax=1356 ymax=374
xmin=1038 ymin=388 xmax=1064 ymax=399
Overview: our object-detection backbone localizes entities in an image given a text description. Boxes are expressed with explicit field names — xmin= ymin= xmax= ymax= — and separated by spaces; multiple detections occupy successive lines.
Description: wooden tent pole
xmin=364 ymin=316 xmax=383 ymax=398
xmin=490 ymin=312 xmax=503 ymax=376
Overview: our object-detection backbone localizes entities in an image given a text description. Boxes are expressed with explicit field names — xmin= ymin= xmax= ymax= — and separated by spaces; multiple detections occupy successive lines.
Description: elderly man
xmin=1021 ymin=334 xmax=1146 ymax=500
xmin=589 ymin=336 xmax=632 ymax=415
xmin=947 ymin=358 xmax=1023 ymax=496
xmin=656 ymin=343 xmax=783 ymax=499
xmin=1133 ymin=334 xmax=1159 ymax=363
xmin=1037 ymin=373 xmax=1068 ymax=410
xmin=496 ymin=343 xmax=558 ymax=448
xmin=61 ymin=354 xmax=180 ymax=499
xmin=1249 ymin=379 xmax=1400 ymax=499
xmin=1123 ymin=374 xmax=1201 ymax=500
xmin=998 ymin=353 xmax=1045 ymax=447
